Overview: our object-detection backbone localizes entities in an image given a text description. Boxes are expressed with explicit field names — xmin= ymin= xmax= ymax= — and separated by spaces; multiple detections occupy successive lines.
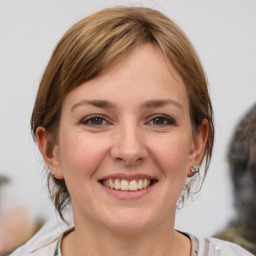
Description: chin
xmin=103 ymin=208 xmax=158 ymax=234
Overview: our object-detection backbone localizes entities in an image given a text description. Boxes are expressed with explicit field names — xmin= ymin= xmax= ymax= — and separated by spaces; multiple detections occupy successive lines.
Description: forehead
xmin=62 ymin=44 xmax=189 ymax=111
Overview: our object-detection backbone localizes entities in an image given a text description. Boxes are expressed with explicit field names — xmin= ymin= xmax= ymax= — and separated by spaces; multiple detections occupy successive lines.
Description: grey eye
xmin=149 ymin=116 xmax=175 ymax=126
xmin=82 ymin=116 xmax=107 ymax=126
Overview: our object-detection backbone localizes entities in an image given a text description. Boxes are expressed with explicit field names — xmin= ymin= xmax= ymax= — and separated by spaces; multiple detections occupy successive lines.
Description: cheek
xmin=148 ymin=135 xmax=192 ymax=212
xmin=149 ymin=134 xmax=192 ymax=178
xmin=58 ymin=132 xmax=109 ymax=177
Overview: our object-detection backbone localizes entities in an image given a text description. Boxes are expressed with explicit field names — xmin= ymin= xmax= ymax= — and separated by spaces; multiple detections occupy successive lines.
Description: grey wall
xmin=0 ymin=0 xmax=255 ymax=237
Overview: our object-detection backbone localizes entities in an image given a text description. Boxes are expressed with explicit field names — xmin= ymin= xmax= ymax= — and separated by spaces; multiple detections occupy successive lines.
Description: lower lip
xmin=100 ymin=182 xmax=156 ymax=200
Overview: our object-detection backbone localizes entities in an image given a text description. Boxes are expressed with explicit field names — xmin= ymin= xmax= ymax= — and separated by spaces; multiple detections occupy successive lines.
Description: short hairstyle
xmin=31 ymin=7 xmax=214 ymax=219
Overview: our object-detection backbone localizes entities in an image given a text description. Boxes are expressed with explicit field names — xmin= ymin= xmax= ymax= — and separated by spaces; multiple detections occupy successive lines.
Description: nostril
xmin=112 ymin=152 xmax=146 ymax=166
xmin=110 ymin=132 xmax=147 ymax=165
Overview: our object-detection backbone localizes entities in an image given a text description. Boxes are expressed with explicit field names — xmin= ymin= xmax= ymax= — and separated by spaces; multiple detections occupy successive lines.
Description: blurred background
xmin=0 ymin=0 xmax=256 ymax=253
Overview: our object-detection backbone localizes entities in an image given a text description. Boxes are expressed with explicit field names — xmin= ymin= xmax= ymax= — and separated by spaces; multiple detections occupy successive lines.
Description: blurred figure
xmin=0 ymin=175 xmax=43 ymax=256
xmin=0 ymin=206 xmax=35 ymax=255
xmin=214 ymin=104 xmax=256 ymax=254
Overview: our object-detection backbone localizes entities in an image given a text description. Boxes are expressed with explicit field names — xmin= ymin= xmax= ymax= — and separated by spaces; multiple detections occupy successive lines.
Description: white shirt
xmin=10 ymin=221 xmax=254 ymax=256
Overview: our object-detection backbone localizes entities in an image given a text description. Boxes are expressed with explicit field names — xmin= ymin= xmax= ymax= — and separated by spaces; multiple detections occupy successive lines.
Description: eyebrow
xmin=142 ymin=99 xmax=183 ymax=111
xmin=71 ymin=100 xmax=116 ymax=112
xmin=71 ymin=99 xmax=183 ymax=112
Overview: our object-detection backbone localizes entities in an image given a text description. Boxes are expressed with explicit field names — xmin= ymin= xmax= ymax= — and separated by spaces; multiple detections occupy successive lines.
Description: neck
xmin=62 ymin=218 xmax=191 ymax=256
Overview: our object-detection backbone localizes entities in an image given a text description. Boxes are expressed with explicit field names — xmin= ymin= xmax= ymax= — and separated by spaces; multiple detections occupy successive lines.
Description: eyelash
xmin=80 ymin=114 xmax=176 ymax=127
xmin=147 ymin=114 xmax=176 ymax=126
xmin=80 ymin=115 xmax=109 ymax=126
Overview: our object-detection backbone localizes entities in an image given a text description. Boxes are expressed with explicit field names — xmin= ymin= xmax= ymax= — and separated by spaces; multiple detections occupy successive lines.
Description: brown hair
xmin=31 ymin=7 xmax=214 ymax=219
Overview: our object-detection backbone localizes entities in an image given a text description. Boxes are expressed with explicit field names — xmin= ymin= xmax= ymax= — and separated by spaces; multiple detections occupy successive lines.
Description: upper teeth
xmin=103 ymin=179 xmax=151 ymax=191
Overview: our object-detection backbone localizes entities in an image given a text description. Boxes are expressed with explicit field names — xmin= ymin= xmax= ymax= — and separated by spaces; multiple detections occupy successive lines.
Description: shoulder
xmin=196 ymin=235 xmax=254 ymax=256
xmin=9 ymin=240 xmax=58 ymax=256
xmin=214 ymin=226 xmax=255 ymax=254
xmin=9 ymin=220 xmax=72 ymax=256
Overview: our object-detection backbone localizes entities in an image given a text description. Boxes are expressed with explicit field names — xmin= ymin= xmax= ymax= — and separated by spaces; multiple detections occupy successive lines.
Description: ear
xmin=36 ymin=127 xmax=64 ymax=179
xmin=187 ymin=119 xmax=209 ymax=177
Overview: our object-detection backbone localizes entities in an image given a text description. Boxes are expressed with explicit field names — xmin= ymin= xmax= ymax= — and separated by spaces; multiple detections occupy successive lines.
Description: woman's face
xmin=42 ymin=44 xmax=207 ymax=234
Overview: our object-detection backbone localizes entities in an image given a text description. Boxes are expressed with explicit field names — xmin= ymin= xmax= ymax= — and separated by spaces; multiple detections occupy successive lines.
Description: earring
xmin=50 ymin=171 xmax=55 ymax=176
xmin=190 ymin=164 xmax=200 ymax=174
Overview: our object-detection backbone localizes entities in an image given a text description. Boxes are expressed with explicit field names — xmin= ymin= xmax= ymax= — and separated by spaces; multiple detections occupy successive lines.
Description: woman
xmin=11 ymin=7 xmax=252 ymax=256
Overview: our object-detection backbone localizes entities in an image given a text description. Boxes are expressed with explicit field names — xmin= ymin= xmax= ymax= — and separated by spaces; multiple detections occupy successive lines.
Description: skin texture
xmin=37 ymin=44 xmax=208 ymax=256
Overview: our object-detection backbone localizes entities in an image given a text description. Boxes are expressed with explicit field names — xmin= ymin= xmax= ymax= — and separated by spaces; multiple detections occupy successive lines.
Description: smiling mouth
xmin=100 ymin=178 xmax=158 ymax=192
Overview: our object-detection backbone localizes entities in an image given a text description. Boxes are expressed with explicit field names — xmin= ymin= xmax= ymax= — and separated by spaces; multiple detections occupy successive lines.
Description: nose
xmin=110 ymin=122 xmax=147 ymax=166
